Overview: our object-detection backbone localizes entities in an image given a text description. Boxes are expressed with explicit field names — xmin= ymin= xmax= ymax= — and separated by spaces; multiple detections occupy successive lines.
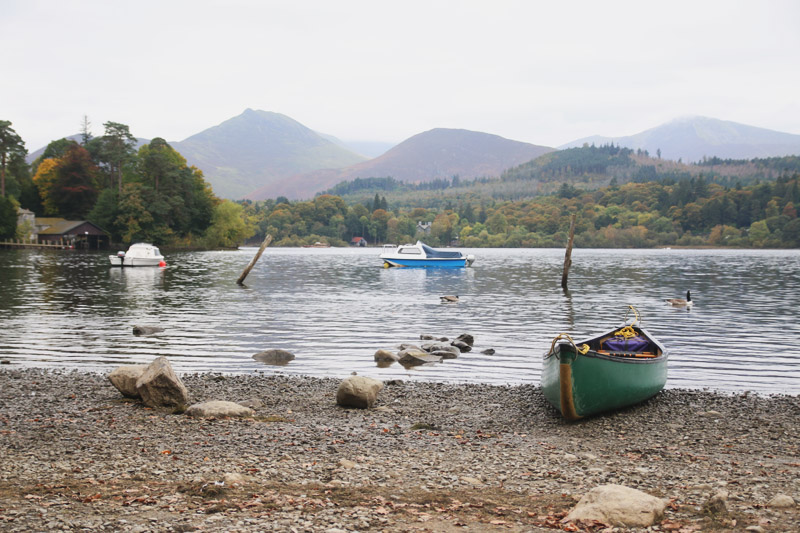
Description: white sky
xmin=2 ymin=0 xmax=799 ymax=152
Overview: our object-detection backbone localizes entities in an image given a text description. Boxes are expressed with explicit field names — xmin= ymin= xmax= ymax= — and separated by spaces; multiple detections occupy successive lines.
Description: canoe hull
xmin=541 ymin=326 xmax=668 ymax=420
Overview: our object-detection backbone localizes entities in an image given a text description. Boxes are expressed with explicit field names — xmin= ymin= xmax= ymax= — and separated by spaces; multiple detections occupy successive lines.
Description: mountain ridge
xmin=560 ymin=116 xmax=800 ymax=163
xmin=171 ymin=109 xmax=367 ymax=199
xmin=247 ymin=128 xmax=554 ymax=200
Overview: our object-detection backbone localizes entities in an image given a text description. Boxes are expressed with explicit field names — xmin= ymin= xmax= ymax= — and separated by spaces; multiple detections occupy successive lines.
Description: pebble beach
xmin=0 ymin=368 xmax=797 ymax=532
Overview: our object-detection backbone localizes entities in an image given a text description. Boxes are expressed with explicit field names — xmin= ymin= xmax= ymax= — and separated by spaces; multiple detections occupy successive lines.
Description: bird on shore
xmin=666 ymin=290 xmax=693 ymax=307
xmin=440 ymin=295 xmax=459 ymax=303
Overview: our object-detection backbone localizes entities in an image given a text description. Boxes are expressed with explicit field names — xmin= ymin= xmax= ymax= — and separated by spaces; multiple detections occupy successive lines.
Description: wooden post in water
xmin=237 ymin=234 xmax=273 ymax=286
xmin=561 ymin=214 xmax=576 ymax=289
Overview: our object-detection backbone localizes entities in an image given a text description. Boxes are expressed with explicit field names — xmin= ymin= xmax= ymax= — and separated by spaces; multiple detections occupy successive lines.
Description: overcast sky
xmin=3 ymin=0 xmax=799 ymax=152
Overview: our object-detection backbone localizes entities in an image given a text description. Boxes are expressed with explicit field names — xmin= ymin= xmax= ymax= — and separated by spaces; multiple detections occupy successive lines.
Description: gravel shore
xmin=0 ymin=369 xmax=797 ymax=532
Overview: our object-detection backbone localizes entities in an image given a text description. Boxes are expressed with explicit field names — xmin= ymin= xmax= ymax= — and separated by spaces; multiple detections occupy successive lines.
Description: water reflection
xmin=0 ymin=247 xmax=798 ymax=395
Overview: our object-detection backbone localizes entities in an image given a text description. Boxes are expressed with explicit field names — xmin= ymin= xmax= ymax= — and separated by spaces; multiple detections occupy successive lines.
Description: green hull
xmin=541 ymin=326 xmax=667 ymax=420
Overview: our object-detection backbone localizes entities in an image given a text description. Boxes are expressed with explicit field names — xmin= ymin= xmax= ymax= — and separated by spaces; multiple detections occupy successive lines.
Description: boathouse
xmin=35 ymin=218 xmax=110 ymax=249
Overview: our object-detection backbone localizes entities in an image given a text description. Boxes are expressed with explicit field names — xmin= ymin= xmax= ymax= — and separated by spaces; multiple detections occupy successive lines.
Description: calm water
xmin=1 ymin=247 xmax=798 ymax=394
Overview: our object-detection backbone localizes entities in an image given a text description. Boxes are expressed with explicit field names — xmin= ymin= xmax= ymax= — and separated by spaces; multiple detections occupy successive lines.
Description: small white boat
xmin=109 ymin=243 xmax=166 ymax=267
xmin=380 ymin=241 xmax=475 ymax=268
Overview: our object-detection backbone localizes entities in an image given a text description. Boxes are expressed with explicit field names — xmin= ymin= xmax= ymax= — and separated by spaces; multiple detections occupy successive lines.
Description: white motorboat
xmin=380 ymin=241 xmax=475 ymax=268
xmin=109 ymin=243 xmax=166 ymax=267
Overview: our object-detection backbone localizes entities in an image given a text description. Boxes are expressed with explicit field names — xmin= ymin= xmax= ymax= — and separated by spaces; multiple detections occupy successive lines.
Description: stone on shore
xmin=108 ymin=364 xmax=148 ymax=398
xmin=108 ymin=365 xmax=147 ymax=398
xmin=702 ymin=491 xmax=728 ymax=516
xmin=768 ymin=494 xmax=796 ymax=508
xmin=252 ymin=349 xmax=295 ymax=366
xmin=185 ymin=401 xmax=254 ymax=418
xmin=336 ymin=376 xmax=383 ymax=409
xmin=564 ymin=484 xmax=667 ymax=527
xmin=135 ymin=356 xmax=190 ymax=408
xmin=132 ymin=325 xmax=165 ymax=336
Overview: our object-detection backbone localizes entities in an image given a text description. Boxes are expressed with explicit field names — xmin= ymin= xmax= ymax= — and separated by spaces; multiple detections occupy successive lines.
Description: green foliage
xmin=0 ymin=120 xmax=27 ymax=198
xmin=203 ymin=200 xmax=255 ymax=248
xmin=242 ymin=169 xmax=800 ymax=249
xmin=0 ymin=195 xmax=19 ymax=239
xmin=2 ymin=119 xmax=241 ymax=247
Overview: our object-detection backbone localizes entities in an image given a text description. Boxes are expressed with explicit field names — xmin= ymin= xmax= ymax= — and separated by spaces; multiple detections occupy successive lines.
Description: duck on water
xmin=666 ymin=290 xmax=692 ymax=307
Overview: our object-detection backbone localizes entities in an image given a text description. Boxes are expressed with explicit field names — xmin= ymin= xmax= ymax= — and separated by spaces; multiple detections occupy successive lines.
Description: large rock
xmin=451 ymin=340 xmax=472 ymax=353
xmin=564 ymin=484 xmax=667 ymax=528
xmin=456 ymin=333 xmax=474 ymax=346
xmin=185 ymin=401 xmax=254 ymax=418
xmin=336 ymin=376 xmax=384 ymax=409
xmin=252 ymin=349 xmax=295 ymax=366
xmin=108 ymin=365 xmax=148 ymax=398
xmin=373 ymin=349 xmax=399 ymax=364
xmin=398 ymin=349 xmax=442 ymax=366
xmin=135 ymin=357 xmax=190 ymax=408
xmin=421 ymin=341 xmax=453 ymax=353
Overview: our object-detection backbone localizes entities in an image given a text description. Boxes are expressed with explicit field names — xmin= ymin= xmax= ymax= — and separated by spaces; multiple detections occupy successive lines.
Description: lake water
xmin=1 ymin=246 xmax=798 ymax=395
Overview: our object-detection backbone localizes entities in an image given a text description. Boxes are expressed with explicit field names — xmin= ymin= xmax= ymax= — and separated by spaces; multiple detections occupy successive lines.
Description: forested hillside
xmin=240 ymin=155 xmax=800 ymax=249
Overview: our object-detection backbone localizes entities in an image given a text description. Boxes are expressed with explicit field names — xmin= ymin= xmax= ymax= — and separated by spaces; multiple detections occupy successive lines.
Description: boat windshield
xmin=420 ymin=242 xmax=462 ymax=258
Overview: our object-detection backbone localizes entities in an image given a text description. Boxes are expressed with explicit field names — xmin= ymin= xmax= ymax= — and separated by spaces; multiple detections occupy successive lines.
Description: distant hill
xmin=249 ymin=128 xmax=554 ymax=200
xmin=171 ymin=109 xmax=367 ymax=199
xmin=561 ymin=116 xmax=800 ymax=163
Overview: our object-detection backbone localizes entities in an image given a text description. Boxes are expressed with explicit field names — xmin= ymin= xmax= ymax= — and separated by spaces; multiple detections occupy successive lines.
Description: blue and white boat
xmin=380 ymin=241 xmax=475 ymax=268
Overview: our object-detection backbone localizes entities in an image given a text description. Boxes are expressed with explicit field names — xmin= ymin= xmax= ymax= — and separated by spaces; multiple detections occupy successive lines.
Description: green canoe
xmin=541 ymin=308 xmax=668 ymax=420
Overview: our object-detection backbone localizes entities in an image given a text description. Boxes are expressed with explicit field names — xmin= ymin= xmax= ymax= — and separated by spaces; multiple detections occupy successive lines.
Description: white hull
xmin=109 ymin=256 xmax=164 ymax=267
xmin=108 ymin=243 xmax=165 ymax=267
xmin=379 ymin=241 xmax=475 ymax=268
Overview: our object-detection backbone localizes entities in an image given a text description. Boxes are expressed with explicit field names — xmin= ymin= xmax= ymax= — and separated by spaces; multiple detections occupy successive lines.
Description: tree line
xmin=237 ymin=171 xmax=800 ymax=248
xmin=3 ymin=121 xmax=799 ymax=249
xmin=0 ymin=119 xmax=252 ymax=247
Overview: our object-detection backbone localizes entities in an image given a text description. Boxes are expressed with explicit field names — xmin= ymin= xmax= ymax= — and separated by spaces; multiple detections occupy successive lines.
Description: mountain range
xmin=560 ymin=116 xmax=800 ymax=163
xmin=27 ymin=112 xmax=800 ymax=201
xmin=246 ymin=128 xmax=554 ymax=200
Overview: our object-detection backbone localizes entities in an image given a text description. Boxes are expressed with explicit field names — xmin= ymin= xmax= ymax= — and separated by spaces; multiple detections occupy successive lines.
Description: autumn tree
xmin=35 ymin=143 xmax=99 ymax=219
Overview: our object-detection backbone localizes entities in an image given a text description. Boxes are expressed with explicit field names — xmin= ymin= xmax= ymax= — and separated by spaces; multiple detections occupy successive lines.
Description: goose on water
xmin=666 ymin=290 xmax=692 ymax=307
xmin=440 ymin=295 xmax=459 ymax=303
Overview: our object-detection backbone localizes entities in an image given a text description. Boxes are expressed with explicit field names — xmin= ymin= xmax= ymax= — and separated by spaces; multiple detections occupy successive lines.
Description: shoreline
xmin=1 ymin=368 xmax=797 ymax=532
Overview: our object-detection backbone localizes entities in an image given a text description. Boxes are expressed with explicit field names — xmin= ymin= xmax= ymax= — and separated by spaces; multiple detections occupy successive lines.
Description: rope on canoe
xmin=623 ymin=305 xmax=641 ymax=327
xmin=548 ymin=333 xmax=590 ymax=356
xmin=615 ymin=305 xmax=642 ymax=339
xmin=614 ymin=326 xmax=637 ymax=339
